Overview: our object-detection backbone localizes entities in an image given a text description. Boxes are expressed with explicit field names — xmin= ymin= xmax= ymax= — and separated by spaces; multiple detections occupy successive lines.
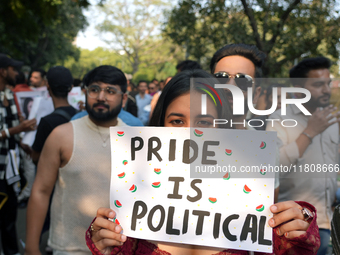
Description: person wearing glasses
xmin=25 ymin=65 xmax=129 ymax=255
xmin=210 ymin=43 xmax=264 ymax=131
xmin=210 ymin=44 xmax=281 ymax=203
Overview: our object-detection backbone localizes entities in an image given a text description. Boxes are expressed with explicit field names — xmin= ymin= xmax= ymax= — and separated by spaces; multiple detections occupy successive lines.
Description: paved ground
xmin=0 ymin=206 xmax=49 ymax=255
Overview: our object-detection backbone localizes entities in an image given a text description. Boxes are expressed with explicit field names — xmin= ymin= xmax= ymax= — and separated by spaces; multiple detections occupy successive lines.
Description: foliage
xmin=165 ymin=0 xmax=340 ymax=77
xmin=96 ymin=0 xmax=178 ymax=76
xmin=62 ymin=47 xmax=130 ymax=79
xmin=62 ymin=46 xmax=180 ymax=82
xmin=0 ymin=0 xmax=99 ymax=68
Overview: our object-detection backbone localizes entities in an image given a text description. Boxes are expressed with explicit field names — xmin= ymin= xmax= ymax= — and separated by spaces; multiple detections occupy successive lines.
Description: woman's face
xmin=164 ymin=92 xmax=218 ymax=128
xmin=27 ymin=100 xmax=33 ymax=113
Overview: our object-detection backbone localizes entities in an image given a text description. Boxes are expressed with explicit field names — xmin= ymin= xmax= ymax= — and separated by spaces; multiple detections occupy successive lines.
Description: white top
xmin=267 ymin=104 xmax=339 ymax=229
xmin=48 ymin=116 xmax=127 ymax=251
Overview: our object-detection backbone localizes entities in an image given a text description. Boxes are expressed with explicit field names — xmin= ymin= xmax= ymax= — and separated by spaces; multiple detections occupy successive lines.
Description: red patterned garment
xmin=86 ymin=201 xmax=320 ymax=255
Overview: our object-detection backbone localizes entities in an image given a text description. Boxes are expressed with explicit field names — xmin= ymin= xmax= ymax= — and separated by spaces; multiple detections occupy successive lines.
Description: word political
xmin=130 ymin=177 xmax=271 ymax=245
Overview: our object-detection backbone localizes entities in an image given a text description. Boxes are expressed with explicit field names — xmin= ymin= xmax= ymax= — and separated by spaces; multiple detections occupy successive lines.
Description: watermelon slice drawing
xmin=209 ymin=197 xmax=217 ymax=204
xmin=223 ymin=172 xmax=230 ymax=180
xmin=152 ymin=182 xmax=161 ymax=188
xmin=129 ymin=184 xmax=137 ymax=193
xmin=122 ymin=160 xmax=128 ymax=165
xmin=117 ymin=131 xmax=125 ymax=137
xmin=117 ymin=172 xmax=125 ymax=178
xmin=260 ymin=141 xmax=266 ymax=149
xmin=260 ymin=169 xmax=266 ymax=175
xmin=243 ymin=184 xmax=252 ymax=194
xmin=194 ymin=129 xmax=203 ymax=137
xmin=256 ymin=204 xmax=265 ymax=212
xmin=225 ymin=149 xmax=232 ymax=156
xmin=114 ymin=200 xmax=122 ymax=208
xmin=154 ymin=168 xmax=161 ymax=174
xmin=115 ymin=218 xmax=120 ymax=225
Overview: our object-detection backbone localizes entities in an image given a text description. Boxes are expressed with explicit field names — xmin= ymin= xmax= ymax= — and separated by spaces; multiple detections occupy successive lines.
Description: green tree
xmin=96 ymin=0 xmax=174 ymax=75
xmin=0 ymin=0 xmax=102 ymax=68
xmin=165 ymin=0 xmax=340 ymax=77
xmin=62 ymin=47 xmax=130 ymax=79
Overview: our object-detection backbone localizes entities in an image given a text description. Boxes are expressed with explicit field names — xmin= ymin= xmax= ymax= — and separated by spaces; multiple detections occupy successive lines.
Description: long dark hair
xmin=149 ymin=69 xmax=232 ymax=127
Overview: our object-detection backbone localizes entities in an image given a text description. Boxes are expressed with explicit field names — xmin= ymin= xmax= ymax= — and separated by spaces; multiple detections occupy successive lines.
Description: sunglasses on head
xmin=213 ymin=71 xmax=254 ymax=91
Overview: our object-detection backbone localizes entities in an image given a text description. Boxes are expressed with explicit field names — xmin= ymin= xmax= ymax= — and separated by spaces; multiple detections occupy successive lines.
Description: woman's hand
xmin=91 ymin=207 xmax=127 ymax=255
xmin=269 ymin=201 xmax=311 ymax=239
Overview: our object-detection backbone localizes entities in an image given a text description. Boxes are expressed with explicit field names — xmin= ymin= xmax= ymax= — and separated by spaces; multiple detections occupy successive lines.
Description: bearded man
xmin=25 ymin=65 xmax=128 ymax=255
xmin=267 ymin=57 xmax=340 ymax=255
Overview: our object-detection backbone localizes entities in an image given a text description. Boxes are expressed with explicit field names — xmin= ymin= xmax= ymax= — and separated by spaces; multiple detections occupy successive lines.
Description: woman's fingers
xmin=93 ymin=216 xmax=121 ymax=233
xmin=275 ymin=219 xmax=309 ymax=236
xmin=284 ymin=230 xmax=307 ymax=239
xmin=270 ymin=201 xmax=302 ymax=214
xmin=96 ymin=207 xmax=116 ymax=220
xmin=269 ymin=201 xmax=310 ymax=229
xmin=91 ymin=207 xmax=127 ymax=250
xmin=92 ymin=228 xmax=126 ymax=245
xmin=94 ymin=235 xmax=125 ymax=251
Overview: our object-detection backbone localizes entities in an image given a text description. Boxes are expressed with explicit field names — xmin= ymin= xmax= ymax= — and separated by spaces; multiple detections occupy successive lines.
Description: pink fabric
xmin=86 ymin=201 xmax=320 ymax=255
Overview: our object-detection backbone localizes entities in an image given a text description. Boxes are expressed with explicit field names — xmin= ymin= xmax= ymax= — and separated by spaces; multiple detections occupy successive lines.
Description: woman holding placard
xmin=86 ymin=70 xmax=320 ymax=255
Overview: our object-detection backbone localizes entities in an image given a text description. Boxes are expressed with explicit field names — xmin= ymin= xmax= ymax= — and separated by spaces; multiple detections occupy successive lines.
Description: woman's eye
xmin=170 ymin=119 xmax=184 ymax=125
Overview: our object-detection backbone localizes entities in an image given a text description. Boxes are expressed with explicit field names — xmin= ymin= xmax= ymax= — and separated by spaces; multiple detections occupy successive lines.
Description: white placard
xmin=68 ymin=87 xmax=85 ymax=110
xmin=16 ymin=91 xmax=54 ymax=146
xmin=110 ymin=127 xmax=276 ymax=253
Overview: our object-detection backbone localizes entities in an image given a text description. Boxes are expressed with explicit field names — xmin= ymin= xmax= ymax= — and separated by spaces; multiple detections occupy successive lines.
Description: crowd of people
xmin=0 ymin=42 xmax=339 ymax=255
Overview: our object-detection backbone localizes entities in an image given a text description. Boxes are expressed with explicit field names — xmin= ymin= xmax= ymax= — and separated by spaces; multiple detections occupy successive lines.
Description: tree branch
xmin=240 ymin=0 xmax=263 ymax=51
xmin=268 ymin=0 xmax=301 ymax=51
xmin=262 ymin=0 xmax=272 ymax=42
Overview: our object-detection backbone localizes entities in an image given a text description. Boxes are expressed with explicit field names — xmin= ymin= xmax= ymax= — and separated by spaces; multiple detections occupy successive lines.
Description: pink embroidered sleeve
xmin=256 ymin=201 xmax=320 ymax=255
xmin=85 ymin=217 xmax=138 ymax=255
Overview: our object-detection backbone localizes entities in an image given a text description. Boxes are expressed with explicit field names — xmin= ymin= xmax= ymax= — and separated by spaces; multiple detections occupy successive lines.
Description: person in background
xmin=149 ymin=76 xmax=173 ymax=120
xmin=73 ymin=78 xmax=82 ymax=87
xmin=29 ymin=68 xmax=46 ymax=90
xmin=11 ymin=71 xmax=35 ymax=207
xmin=267 ymin=57 xmax=340 ymax=255
xmin=135 ymin=80 xmax=152 ymax=125
xmin=176 ymin=60 xmax=202 ymax=72
xmin=31 ymin=66 xmax=77 ymax=164
xmin=0 ymin=53 xmax=36 ymax=255
xmin=12 ymin=71 xmax=33 ymax=118
xmin=210 ymin=43 xmax=281 ymax=201
xmin=148 ymin=82 xmax=158 ymax=97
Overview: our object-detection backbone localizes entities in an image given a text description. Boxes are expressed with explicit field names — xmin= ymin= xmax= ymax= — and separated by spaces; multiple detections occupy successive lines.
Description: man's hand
xmin=17 ymin=118 xmax=37 ymax=133
xmin=305 ymin=105 xmax=340 ymax=137
xmin=78 ymin=100 xmax=85 ymax=111
xmin=18 ymin=112 xmax=25 ymax=122
xmin=20 ymin=142 xmax=32 ymax=155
